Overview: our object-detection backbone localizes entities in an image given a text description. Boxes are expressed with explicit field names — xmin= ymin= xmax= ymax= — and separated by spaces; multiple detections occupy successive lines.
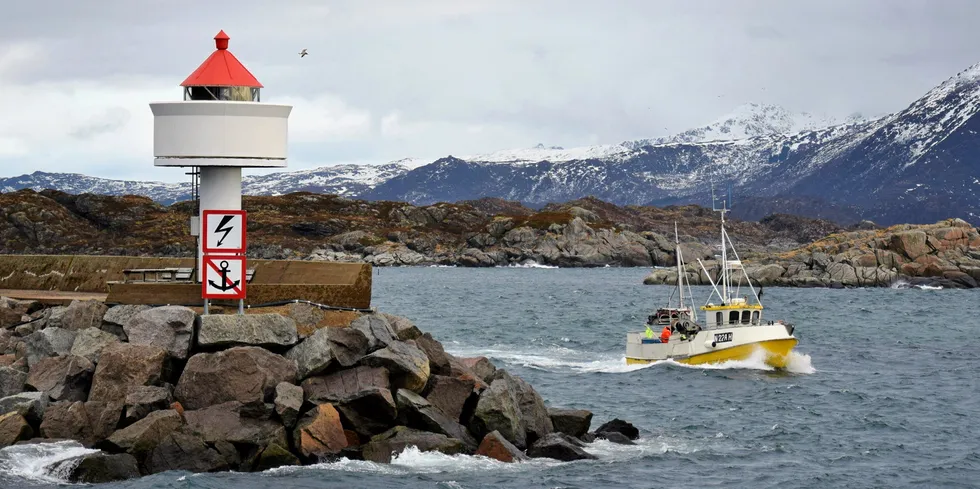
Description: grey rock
xmin=145 ymin=431 xmax=229 ymax=474
xmin=274 ymin=382 xmax=303 ymax=428
xmin=88 ymin=343 xmax=169 ymax=405
xmin=40 ymin=401 xmax=123 ymax=447
xmin=123 ymin=306 xmax=196 ymax=360
xmin=183 ymin=401 xmax=287 ymax=448
xmin=424 ymin=375 xmax=478 ymax=423
xmin=60 ymin=300 xmax=108 ymax=332
xmin=38 ymin=306 xmax=68 ymax=330
xmin=469 ymin=377 xmax=526 ymax=449
xmin=175 ymin=347 xmax=297 ymax=411
xmin=492 ymin=370 xmax=553 ymax=444
xmin=197 ymin=314 xmax=299 ymax=350
xmin=547 ymin=408 xmax=593 ymax=439
xmin=49 ymin=452 xmax=140 ymax=483
xmin=361 ymin=426 xmax=466 ymax=464
xmin=69 ymin=328 xmax=120 ymax=364
xmin=596 ymin=431 xmax=635 ymax=445
xmin=0 ymin=392 xmax=48 ymax=425
xmin=285 ymin=326 xmax=368 ymax=380
xmin=25 ymin=355 xmax=95 ymax=402
xmin=123 ymin=385 xmax=174 ymax=424
xmin=396 ymin=389 xmax=478 ymax=451
xmin=104 ymin=409 xmax=183 ymax=455
xmin=526 ymin=433 xmax=597 ymax=461
xmin=381 ymin=313 xmax=422 ymax=341
xmin=0 ymin=368 xmax=27 ymax=399
xmin=594 ymin=418 xmax=640 ymax=440
xmin=359 ymin=341 xmax=430 ymax=393
xmin=414 ymin=333 xmax=451 ymax=375
xmin=350 ymin=314 xmax=397 ymax=352
xmin=101 ymin=305 xmax=151 ymax=341
xmin=24 ymin=327 xmax=76 ymax=368
xmin=301 ymin=366 xmax=395 ymax=437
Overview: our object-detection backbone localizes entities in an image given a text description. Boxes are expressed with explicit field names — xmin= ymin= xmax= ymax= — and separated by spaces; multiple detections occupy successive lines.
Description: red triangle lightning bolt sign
xmin=203 ymin=210 xmax=247 ymax=254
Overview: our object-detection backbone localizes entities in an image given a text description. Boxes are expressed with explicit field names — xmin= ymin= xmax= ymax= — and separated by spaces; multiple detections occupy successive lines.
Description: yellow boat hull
xmin=626 ymin=338 xmax=798 ymax=369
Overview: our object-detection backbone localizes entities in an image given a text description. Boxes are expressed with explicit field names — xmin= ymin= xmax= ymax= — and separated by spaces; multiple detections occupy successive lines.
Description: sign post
xmin=201 ymin=210 xmax=247 ymax=315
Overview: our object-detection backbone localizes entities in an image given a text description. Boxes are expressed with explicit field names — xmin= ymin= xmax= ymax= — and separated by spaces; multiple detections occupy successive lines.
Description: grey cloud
xmin=68 ymin=107 xmax=131 ymax=140
xmin=4 ymin=0 xmax=980 ymax=179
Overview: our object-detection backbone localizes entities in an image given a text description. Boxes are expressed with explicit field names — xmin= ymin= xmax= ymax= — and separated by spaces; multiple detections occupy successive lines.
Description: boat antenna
xmin=711 ymin=182 xmax=733 ymax=304
xmin=674 ymin=222 xmax=683 ymax=309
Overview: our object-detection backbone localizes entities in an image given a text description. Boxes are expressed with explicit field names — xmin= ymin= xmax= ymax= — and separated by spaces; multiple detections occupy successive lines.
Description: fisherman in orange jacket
xmin=660 ymin=325 xmax=671 ymax=343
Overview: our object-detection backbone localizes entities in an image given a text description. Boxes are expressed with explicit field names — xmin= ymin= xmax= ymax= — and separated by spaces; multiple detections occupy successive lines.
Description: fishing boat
xmin=625 ymin=186 xmax=799 ymax=368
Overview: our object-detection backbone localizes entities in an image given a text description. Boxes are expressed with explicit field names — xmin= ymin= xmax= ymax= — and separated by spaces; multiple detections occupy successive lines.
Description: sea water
xmin=2 ymin=267 xmax=977 ymax=488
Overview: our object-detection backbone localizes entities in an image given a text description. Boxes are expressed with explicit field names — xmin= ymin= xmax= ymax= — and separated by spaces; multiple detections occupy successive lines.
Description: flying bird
xmin=299 ymin=49 xmax=308 ymax=58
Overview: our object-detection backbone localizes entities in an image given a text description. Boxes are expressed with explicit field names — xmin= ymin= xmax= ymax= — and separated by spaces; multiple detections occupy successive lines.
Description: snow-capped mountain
xmin=1 ymin=162 xmax=415 ymax=205
xmin=4 ymin=62 xmax=980 ymax=225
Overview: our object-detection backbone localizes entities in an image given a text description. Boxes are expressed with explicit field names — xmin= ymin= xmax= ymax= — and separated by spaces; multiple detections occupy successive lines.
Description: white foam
xmin=503 ymin=261 xmax=559 ymax=269
xmin=0 ymin=440 xmax=100 ymax=484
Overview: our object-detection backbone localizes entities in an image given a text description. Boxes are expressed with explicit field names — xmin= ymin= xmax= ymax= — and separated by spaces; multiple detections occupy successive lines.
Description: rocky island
xmin=0 ymin=297 xmax=637 ymax=482
xmin=1 ymin=188 xmax=978 ymax=287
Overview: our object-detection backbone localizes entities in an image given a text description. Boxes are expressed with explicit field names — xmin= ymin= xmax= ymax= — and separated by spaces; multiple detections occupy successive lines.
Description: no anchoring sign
xmin=203 ymin=210 xmax=247 ymax=254
xmin=202 ymin=255 xmax=246 ymax=299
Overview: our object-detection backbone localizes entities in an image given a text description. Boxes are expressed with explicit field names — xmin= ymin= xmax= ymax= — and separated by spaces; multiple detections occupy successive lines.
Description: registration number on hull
xmin=714 ymin=332 xmax=733 ymax=343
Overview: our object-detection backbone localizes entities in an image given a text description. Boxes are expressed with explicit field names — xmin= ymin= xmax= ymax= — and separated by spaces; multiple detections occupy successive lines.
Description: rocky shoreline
xmin=0 ymin=297 xmax=639 ymax=483
xmin=644 ymin=218 xmax=980 ymax=289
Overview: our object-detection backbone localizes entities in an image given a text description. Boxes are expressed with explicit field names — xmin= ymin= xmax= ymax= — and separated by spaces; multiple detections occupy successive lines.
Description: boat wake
xmin=450 ymin=345 xmax=815 ymax=375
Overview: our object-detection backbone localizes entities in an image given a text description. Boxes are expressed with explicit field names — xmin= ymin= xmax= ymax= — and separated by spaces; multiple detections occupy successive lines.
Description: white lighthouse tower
xmin=150 ymin=30 xmax=292 ymax=283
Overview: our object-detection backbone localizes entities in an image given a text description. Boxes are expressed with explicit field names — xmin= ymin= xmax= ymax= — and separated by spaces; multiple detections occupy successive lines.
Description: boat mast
xmin=675 ymin=222 xmax=684 ymax=309
xmin=713 ymin=182 xmax=731 ymax=304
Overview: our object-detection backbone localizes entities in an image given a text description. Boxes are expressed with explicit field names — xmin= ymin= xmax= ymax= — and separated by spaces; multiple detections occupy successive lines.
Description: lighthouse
xmin=150 ymin=30 xmax=292 ymax=285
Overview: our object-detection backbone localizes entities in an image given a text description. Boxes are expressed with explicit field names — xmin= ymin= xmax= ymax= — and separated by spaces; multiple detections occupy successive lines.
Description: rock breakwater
xmin=0 ymin=297 xmax=638 ymax=482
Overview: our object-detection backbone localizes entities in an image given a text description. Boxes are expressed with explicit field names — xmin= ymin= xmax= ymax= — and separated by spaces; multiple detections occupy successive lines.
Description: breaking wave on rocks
xmin=0 ymin=441 xmax=99 ymax=484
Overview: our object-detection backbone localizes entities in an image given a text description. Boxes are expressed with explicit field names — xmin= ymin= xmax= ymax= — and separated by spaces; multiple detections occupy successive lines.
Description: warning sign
xmin=202 ymin=255 xmax=246 ymax=300
xmin=203 ymin=210 xmax=247 ymax=254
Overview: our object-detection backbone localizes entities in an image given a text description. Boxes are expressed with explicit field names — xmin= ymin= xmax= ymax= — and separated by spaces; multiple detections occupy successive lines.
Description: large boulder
xmin=492 ymin=370 xmax=553 ymax=444
xmin=175 ymin=346 xmax=297 ymax=411
xmin=24 ymin=328 xmax=76 ymax=367
xmin=197 ymin=314 xmax=299 ymax=350
xmin=361 ymin=426 xmax=466 ymax=464
xmin=475 ymin=430 xmax=527 ymax=463
xmin=0 ymin=412 xmax=32 ymax=447
xmin=60 ymin=300 xmax=108 ymax=331
xmin=252 ymin=442 xmax=301 ymax=471
xmin=285 ymin=326 xmax=368 ymax=380
xmin=359 ymin=341 xmax=430 ymax=393
xmin=0 ymin=309 xmax=21 ymax=329
xmin=144 ymin=431 xmax=229 ymax=474
xmin=123 ymin=306 xmax=196 ymax=360
xmin=548 ymin=408 xmax=593 ymax=439
xmin=381 ymin=313 xmax=422 ymax=341
xmin=414 ymin=333 xmax=452 ymax=375
xmin=469 ymin=377 xmax=525 ymax=449
xmin=50 ymin=453 xmax=140 ymax=483
xmin=101 ymin=305 xmax=151 ymax=341
xmin=396 ymin=389 xmax=478 ymax=451
xmin=274 ymin=382 xmax=303 ymax=428
xmin=88 ymin=343 xmax=169 ymax=404
xmin=0 ymin=297 xmax=42 ymax=316
xmin=0 ymin=392 xmax=48 ymax=425
xmin=183 ymin=401 xmax=287 ymax=449
xmin=594 ymin=418 xmax=640 ymax=440
xmin=123 ymin=385 xmax=174 ymax=424
xmin=890 ymin=231 xmax=931 ymax=261
xmin=25 ymin=355 xmax=95 ymax=402
xmin=293 ymin=403 xmax=348 ymax=460
xmin=0 ymin=367 xmax=27 ymax=398
xmin=457 ymin=357 xmax=496 ymax=384
xmin=102 ymin=409 xmax=183 ymax=456
xmin=350 ymin=314 xmax=397 ymax=352
xmin=302 ymin=366 xmax=396 ymax=437
xmin=40 ymin=401 xmax=123 ymax=447
xmin=69 ymin=327 xmax=120 ymax=364
xmin=526 ymin=433 xmax=597 ymax=461
xmin=424 ymin=375 xmax=478 ymax=424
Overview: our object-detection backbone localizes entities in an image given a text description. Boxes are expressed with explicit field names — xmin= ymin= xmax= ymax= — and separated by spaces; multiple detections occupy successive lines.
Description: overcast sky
xmin=2 ymin=0 xmax=979 ymax=183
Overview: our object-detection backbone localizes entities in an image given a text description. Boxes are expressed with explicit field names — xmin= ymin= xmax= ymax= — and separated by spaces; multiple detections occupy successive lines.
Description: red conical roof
xmin=180 ymin=30 xmax=263 ymax=88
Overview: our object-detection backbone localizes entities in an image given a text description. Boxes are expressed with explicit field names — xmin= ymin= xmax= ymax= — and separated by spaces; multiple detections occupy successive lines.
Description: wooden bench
xmin=121 ymin=268 xmax=255 ymax=283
